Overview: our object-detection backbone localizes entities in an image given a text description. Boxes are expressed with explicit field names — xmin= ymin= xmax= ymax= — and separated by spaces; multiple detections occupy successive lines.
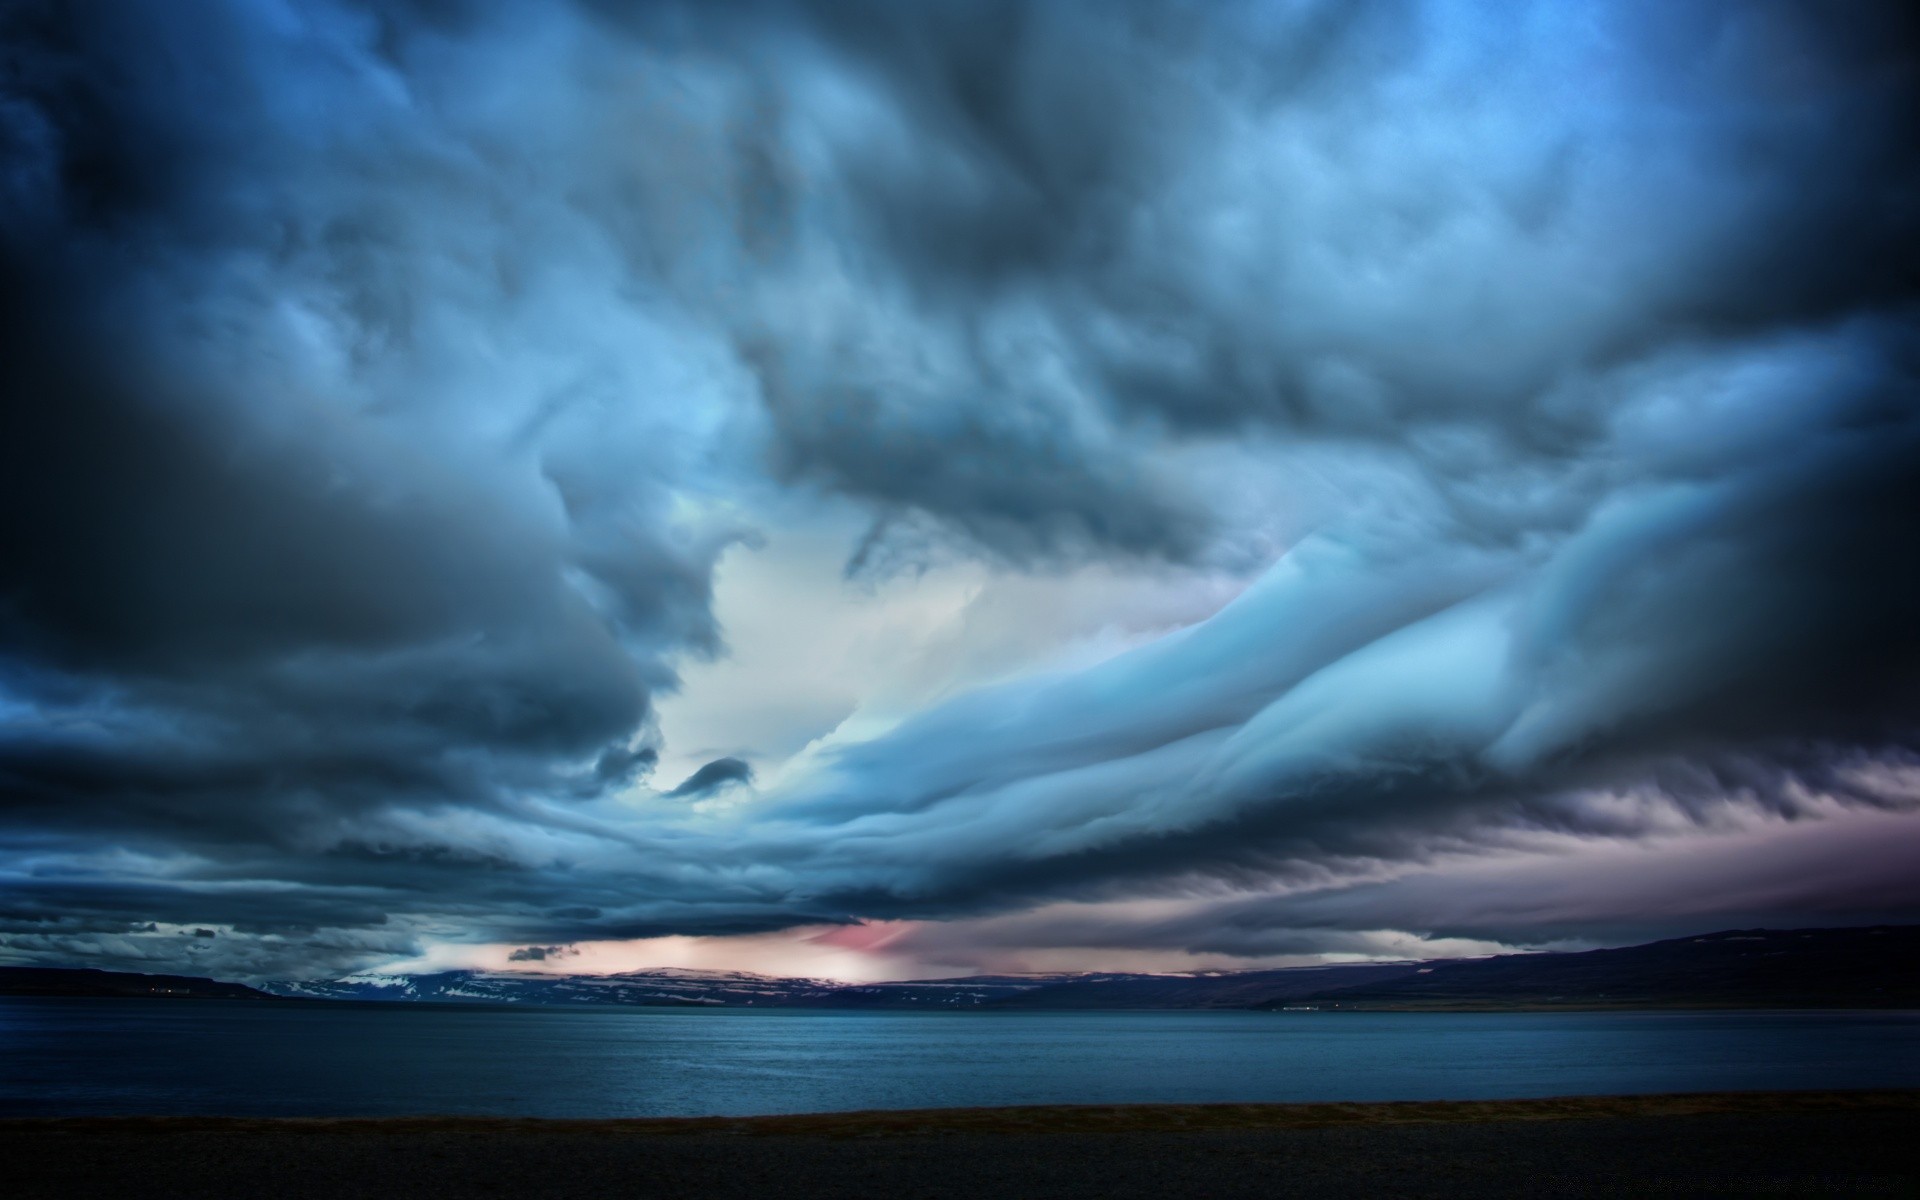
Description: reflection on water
xmin=2 ymin=999 xmax=1914 ymax=1118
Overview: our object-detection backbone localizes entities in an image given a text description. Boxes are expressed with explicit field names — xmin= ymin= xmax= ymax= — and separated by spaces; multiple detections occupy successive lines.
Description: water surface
xmin=2 ymin=999 xmax=1913 ymax=1118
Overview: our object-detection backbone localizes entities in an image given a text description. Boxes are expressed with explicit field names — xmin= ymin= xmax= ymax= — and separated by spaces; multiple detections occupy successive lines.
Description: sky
xmin=1 ymin=0 xmax=1917 ymax=983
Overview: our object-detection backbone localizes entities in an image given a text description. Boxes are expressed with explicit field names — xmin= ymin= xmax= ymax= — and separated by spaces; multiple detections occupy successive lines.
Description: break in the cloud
xmin=0 ymin=0 xmax=1916 ymax=980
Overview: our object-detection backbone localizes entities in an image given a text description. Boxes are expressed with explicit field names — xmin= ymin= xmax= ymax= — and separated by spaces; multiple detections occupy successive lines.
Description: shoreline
xmin=8 ymin=1088 xmax=1916 ymax=1136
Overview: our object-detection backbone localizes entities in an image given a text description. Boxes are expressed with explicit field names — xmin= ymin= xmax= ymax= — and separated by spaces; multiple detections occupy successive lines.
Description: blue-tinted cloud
xmin=0 ymin=0 xmax=1915 ymax=978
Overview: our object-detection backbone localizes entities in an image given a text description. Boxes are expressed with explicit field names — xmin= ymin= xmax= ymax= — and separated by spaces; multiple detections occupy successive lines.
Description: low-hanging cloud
xmin=507 ymin=944 xmax=580 ymax=963
xmin=0 ymin=0 xmax=1916 ymax=979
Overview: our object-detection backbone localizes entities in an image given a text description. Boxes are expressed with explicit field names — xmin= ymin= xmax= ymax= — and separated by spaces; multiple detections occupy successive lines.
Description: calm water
xmin=1 ymin=999 xmax=1915 ymax=1118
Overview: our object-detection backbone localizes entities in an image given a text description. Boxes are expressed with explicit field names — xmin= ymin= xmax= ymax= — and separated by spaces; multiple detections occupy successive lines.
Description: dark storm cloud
xmin=0 ymin=0 xmax=727 ymax=850
xmin=0 ymin=0 xmax=749 ymax=974
xmin=666 ymin=757 xmax=755 ymax=799
xmin=766 ymin=0 xmax=1919 ymax=456
xmin=856 ymin=808 xmax=1920 ymax=968
xmin=0 ymin=0 xmax=1916 ymax=978
xmin=507 ymin=944 xmax=578 ymax=963
xmin=1146 ymin=808 xmax=1920 ymax=957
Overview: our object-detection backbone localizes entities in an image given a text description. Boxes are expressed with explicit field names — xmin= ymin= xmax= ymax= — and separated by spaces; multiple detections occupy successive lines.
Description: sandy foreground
xmin=6 ymin=1090 xmax=1915 ymax=1198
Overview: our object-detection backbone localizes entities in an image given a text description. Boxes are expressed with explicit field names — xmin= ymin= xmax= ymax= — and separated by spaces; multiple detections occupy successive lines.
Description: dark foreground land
xmin=5 ymin=1091 xmax=1915 ymax=1199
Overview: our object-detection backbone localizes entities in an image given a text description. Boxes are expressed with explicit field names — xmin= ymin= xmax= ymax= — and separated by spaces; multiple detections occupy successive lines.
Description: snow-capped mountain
xmin=260 ymin=964 xmax=1405 ymax=1008
xmin=262 ymin=967 xmax=1107 ymax=1007
xmin=267 ymin=967 xmax=842 ymax=1006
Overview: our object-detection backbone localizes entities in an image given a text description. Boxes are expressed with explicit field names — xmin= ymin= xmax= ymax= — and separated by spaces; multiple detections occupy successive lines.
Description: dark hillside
xmin=0 ymin=967 xmax=273 ymax=1001
xmin=991 ymin=963 xmax=1423 ymax=1009
xmin=1271 ymin=926 xmax=1920 ymax=1010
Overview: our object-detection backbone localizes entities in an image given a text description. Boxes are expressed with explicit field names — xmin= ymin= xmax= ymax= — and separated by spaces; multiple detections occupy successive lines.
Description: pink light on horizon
xmin=377 ymin=921 xmax=968 ymax=983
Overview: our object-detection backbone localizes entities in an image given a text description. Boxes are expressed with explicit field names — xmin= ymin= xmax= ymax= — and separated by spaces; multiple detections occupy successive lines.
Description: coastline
xmin=7 ymin=1087 xmax=1917 ymax=1136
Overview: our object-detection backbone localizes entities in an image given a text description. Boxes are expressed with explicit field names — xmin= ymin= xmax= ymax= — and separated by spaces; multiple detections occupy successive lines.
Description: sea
xmin=2 ymin=999 xmax=1915 ymax=1119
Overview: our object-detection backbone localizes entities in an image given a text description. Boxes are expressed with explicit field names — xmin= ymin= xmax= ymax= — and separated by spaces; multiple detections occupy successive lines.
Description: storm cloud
xmin=666 ymin=757 xmax=755 ymax=799
xmin=0 ymin=0 xmax=1916 ymax=978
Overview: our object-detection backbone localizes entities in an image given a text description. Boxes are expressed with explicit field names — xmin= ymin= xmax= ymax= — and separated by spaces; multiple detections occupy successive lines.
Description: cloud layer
xmin=1 ymin=0 xmax=1916 ymax=979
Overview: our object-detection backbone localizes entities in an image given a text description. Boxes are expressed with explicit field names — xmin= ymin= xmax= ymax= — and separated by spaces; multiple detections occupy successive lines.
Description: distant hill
xmin=1255 ymin=926 xmax=1920 ymax=1011
xmin=986 ymin=963 xmax=1423 ymax=1009
xmin=785 ymin=973 xmax=1109 ymax=1008
xmin=0 ymin=966 xmax=272 ymax=1001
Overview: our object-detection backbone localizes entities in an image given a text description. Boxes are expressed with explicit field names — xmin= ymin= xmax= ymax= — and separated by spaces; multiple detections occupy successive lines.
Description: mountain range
xmin=0 ymin=961 xmax=1440 ymax=1007
xmin=4 ymin=926 xmax=1915 ymax=1010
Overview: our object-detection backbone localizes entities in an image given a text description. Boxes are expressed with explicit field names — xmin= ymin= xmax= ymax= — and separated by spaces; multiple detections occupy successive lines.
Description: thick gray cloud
xmin=0 ymin=0 xmax=1916 ymax=979
xmin=508 ymin=944 xmax=579 ymax=963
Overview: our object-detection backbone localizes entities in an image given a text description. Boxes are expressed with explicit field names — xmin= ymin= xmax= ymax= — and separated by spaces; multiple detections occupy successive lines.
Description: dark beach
xmin=7 ymin=1091 xmax=1914 ymax=1199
